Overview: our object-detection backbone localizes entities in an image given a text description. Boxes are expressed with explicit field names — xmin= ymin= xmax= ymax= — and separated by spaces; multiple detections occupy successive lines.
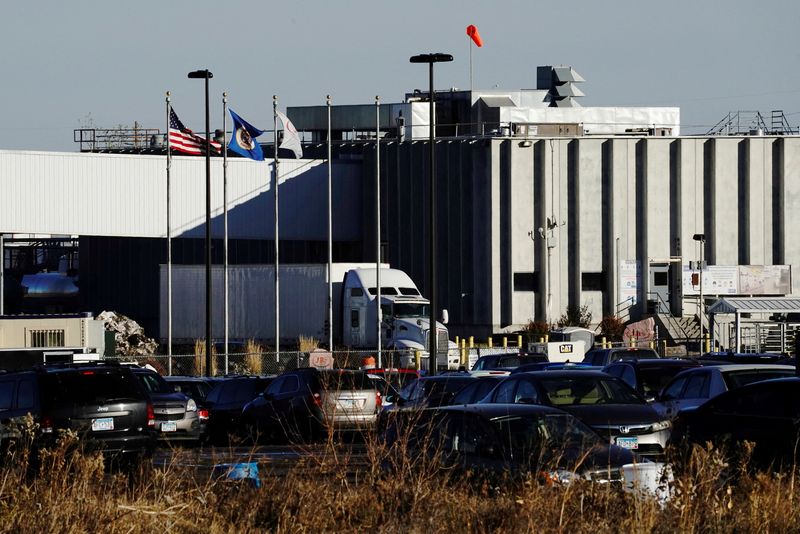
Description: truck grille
xmin=425 ymin=330 xmax=450 ymax=353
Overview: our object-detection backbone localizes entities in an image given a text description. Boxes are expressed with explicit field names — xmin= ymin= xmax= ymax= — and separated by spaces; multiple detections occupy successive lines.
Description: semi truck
xmin=159 ymin=263 xmax=458 ymax=369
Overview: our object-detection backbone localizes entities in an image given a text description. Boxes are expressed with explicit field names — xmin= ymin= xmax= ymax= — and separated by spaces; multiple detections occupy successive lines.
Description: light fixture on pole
xmin=409 ymin=52 xmax=453 ymax=377
xmin=187 ymin=68 xmax=214 ymax=377
xmin=693 ymin=233 xmax=706 ymax=343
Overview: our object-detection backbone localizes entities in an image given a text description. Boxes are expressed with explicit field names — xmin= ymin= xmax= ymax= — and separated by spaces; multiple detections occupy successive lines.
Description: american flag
xmin=168 ymin=107 xmax=221 ymax=155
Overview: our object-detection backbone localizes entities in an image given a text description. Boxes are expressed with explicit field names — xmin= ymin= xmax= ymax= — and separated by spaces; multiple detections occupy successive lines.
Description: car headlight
xmin=541 ymin=469 xmax=578 ymax=486
xmin=650 ymin=420 xmax=671 ymax=432
xmin=186 ymin=398 xmax=197 ymax=412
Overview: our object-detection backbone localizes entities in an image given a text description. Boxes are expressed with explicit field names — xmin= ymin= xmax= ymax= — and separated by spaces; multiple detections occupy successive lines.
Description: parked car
xmin=163 ymin=376 xmax=215 ymax=403
xmin=381 ymin=403 xmax=638 ymax=484
xmin=367 ymin=374 xmax=400 ymax=407
xmin=670 ymin=378 xmax=800 ymax=469
xmin=602 ymin=359 xmax=702 ymax=401
xmin=242 ymin=368 xmax=381 ymax=443
xmin=697 ymin=352 xmax=793 ymax=365
xmin=364 ymin=368 xmax=420 ymax=390
xmin=0 ymin=363 xmax=156 ymax=462
xmin=480 ymin=371 xmax=671 ymax=456
xmin=132 ymin=368 xmax=204 ymax=443
xmin=582 ymin=347 xmax=660 ymax=367
xmin=652 ymin=364 xmax=795 ymax=419
xmin=388 ymin=374 xmax=477 ymax=412
xmin=449 ymin=375 xmax=506 ymax=405
xmin=511 ymin=362 xmax=599 ymax=375
xmin=205 ymin=375 xmax=274 ymax=445
xmin=472 ymin=353 xmax=548 ymax=371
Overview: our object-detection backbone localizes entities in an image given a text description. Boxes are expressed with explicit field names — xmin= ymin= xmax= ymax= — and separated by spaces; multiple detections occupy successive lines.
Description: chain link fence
xmin=104 ymin=346 xmax=530 ymax=377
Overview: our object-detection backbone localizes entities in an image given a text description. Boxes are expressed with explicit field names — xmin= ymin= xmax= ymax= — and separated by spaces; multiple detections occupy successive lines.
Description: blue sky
xmin=2 ymin=0 xmax=798 ymax=151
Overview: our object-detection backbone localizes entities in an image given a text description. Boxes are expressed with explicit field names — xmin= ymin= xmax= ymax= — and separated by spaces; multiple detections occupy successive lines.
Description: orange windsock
xmin=466 ymin=24 xmax=483 ymax=47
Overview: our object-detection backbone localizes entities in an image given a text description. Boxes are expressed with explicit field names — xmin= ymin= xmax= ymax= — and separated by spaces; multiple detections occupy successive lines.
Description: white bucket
xmin=622 ymin=462 xmax=672 ymax=502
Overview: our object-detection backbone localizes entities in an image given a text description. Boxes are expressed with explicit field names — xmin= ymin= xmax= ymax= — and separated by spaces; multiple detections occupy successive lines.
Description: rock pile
xmin=96 ymin=310 xmax=159 ymax=356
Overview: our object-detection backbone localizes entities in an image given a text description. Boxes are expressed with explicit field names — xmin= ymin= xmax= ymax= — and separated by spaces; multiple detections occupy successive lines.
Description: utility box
xmin=0 ymin=313 xmax=105 ymax=370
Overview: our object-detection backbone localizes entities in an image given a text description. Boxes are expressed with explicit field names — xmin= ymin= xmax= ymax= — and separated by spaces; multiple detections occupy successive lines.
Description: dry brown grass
xmin=193 ymin=339 xmax=218 ymax=376
xmin=244 ymin=339 xmax=263 ymax=375
xmin=298 ymin=335 xmax=319 ymax=353
xmin=1 ymin=427 xmax=800 ymax=533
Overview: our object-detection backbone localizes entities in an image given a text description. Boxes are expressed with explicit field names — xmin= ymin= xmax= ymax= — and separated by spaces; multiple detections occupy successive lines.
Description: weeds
xmin=1 ymin=423 xmax=799 ymax=532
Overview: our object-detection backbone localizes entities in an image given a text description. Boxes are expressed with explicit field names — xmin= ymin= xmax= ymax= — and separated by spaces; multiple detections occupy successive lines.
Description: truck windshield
xmin=393 ymin=303 xmax=429 ymax=318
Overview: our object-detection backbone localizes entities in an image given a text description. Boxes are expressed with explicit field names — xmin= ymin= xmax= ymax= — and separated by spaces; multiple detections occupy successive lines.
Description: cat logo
xmin=559 ymin=344 xmax=573 ymax=354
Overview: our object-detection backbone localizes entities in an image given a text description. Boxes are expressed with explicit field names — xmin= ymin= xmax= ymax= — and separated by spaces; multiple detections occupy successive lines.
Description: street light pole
xmin=693 ymin=233 xmax=706 ymax=345
xmin=410 ymin=52 xmax=453 ymax=376
xmin=188 ymin=68 xmax=214 ymax=377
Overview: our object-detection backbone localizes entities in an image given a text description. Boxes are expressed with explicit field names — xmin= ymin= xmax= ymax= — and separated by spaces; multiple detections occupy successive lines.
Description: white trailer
xmin=159 ymin=264 xmax=457 ymax=368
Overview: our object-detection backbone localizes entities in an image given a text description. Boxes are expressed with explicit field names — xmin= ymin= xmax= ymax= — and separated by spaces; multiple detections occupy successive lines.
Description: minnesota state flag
xmin=228 ymin=109 xmax=265 ymax=161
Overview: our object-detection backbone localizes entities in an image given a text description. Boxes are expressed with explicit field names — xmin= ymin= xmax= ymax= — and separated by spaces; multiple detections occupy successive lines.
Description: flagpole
xmin=326 ymin=95 xmax=333 ymax=352
xmin=166 ymin=91 xmax=173 ymax=375
xmin=223 ymin=92 xmax=229 ymax=375
xmin=273 ymin=95 xmax=280 ymax=361
xmin=469 ymin=37 xmax=473 ymax=92
xmin=375 ymin=95 xmax=382 ymax=369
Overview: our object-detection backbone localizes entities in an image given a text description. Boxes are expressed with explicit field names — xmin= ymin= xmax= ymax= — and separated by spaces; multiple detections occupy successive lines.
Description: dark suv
xmin=0 ymin=363 xmax=156 ymax=461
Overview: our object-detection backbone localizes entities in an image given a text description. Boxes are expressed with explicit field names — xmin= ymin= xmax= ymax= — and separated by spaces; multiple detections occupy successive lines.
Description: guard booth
xmin=706 ymin=297 xmax=800 ymax=353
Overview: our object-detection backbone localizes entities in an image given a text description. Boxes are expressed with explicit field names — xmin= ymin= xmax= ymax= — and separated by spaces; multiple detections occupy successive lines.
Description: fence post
xmin=469 ymin=336 xmax=474 ymax=349
xmin=539 ymin=337 xmax=544 ymax=343
xmin=704 ymin=333 xmax=711 ymax=354
xmin=455 ymin=335 xmax=460 ymax=347
xmin=544 ymin=334 xmax=549 ymax=343
xmin=460 ymin=346 xmax=467 ymax=367
xmin=414 ymin=350 xmax=421 ymax=370
xmin=517 ymin=334 xmax=522 ymax=348
xmin=601 ymin=336 xmax=607 ymax=349
xmin=488 ymin=337 xmax=493 ymax=348
xmin=630 ymin=337 xmax=636 ymax=348
xmin=649 ymin=340 xmax=655 ymax=350
xmin=503 ymin=337 xmax=508 ymax=348
xmin=661 ymin=339 xmax=667 ymax=357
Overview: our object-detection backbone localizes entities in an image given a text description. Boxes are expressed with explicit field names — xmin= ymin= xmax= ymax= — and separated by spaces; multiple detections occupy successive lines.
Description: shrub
xmin=523 ymin=320 xmax=552 ymax=339
xmin=598 ymin=315 xmax=626 ymax=342
xmin=557 ymin=304 xmax=593 ymax=328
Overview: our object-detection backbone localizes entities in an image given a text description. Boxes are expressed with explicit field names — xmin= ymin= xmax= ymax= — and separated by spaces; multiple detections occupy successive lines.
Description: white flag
xmin=275 ymin=109 xmax=303 ymax=159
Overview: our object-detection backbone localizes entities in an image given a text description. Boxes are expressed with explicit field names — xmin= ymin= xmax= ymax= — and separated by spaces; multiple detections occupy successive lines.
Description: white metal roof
xmin=707 ymin=297 xmax=800 ymax=315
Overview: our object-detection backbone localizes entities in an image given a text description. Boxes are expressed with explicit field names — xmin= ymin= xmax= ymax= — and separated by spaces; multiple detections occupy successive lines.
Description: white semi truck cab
xmin=341 ymin=268 xmax=458 ymax=369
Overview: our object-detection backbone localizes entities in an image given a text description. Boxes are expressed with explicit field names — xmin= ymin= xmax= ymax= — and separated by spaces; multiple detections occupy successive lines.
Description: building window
xmin=30 ymin=330 xmax=65 ymax=348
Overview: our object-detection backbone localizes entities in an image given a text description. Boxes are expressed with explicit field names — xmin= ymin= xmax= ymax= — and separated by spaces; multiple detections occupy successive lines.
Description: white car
xmin=652 ymin=364 xmax=795 ymax=419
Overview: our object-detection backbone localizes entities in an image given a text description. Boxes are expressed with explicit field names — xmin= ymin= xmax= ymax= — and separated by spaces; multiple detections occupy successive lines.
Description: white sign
xmin=619 ymin=260 xmax=640 ymax=305
xmin=309 ymin=349 xmax=334 ymax=369
xmin=682 ymin=265 xmax=792 ymax=296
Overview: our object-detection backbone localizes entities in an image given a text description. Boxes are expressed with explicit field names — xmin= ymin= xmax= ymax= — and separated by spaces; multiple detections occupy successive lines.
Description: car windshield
xmin=538 ymin=376 xmax=644 ymax=406
xmin=393 ymin=303 xmax=429 ymax=318
xmin=171 ymin=381 xmax=211 ymax=401
xmin=137 ymin=372 xmax=174 ymax=394
xmin=42 ymin=371 xmax=142 ymax=406
xmin=638 ymin=367 xmax=690 ymax=397
xmin=491 ymin=413 xmax=602 ymax=462
xmin=722 ymin=369 xmax=795 ymax=390
xmin=611 ymin=349 xmax=659 ymax=361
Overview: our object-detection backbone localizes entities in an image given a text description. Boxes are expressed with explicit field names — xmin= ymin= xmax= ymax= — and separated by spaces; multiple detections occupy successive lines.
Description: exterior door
xmin=649 ymin=264 xmax=670 ymax=314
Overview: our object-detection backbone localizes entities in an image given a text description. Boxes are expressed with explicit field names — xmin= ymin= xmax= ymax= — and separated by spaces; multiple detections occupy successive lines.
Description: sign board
xmin=619 ymin=260 xmax=640 ymax=306
xmin=308 ymin=349 xmax=334 ymax=369
xmin=682 ymin=265 xmax=792 ymax=296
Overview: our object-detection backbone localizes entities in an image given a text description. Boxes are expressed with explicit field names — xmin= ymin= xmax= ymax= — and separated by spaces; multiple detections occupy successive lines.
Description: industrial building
xmin=1 ymin=67 xmax=797 ymax=351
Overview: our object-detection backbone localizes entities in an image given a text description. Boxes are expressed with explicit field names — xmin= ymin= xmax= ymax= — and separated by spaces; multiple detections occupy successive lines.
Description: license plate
xmin=92 ymin=417 xmax=114 ymax=431
xmin=337 ymin=399 xmax=363 ymax=410
xmin=161 ymin=421 xmax=177 ymax=432
xmin=615 ymin=436 xmax=639 ymax=449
